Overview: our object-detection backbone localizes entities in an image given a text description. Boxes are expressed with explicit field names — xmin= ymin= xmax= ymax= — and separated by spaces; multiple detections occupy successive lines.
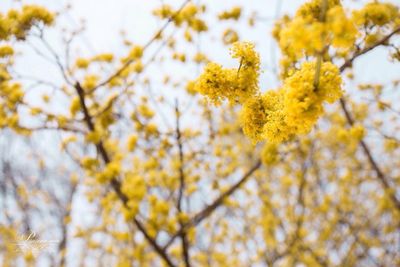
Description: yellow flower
xmin=195 ymin=62 xmax=236 ymax=104
xmin=82 ymin=74 xmax=99 ymax=90
xmin=283 ymin=61 xmax=342 ymax=134
xmin=239 ymin=61 xmax=342 ymax=143
xmin=0 ymin=45 xmax=13 ymax=57
xmin=127 ymin=134 xmax=138 ymax=151
xmin=97 ymin=161 xmax=121 ymax=183
xmin=296 ymin=0 xmax=340 ymax=20
xmin=92 ymin=53 xmax=114 ymax=62
xmin=81 ymin=157 xmax=99 ymax=170
xmin=193 ymin=52 xmax=208 ymax=64
xmin=218 ymin=7 xmax=242 ymax=20
xmin=352 ymin=2 xmax=399 ymax=27
xmin=11 ymin=5 xmax=55 ymax=40
xmin=70 ymin=96 xmax=81 ymax=116
xmin=85 ymin=130 xmax=102 ymax=144
xmin=222 ymin=28 xmax=239 ymax=45
xmin=138 ymin=104 xmax=155 ymax=119
xmin=327 ymin=6 xmax=358 ymax=49
xmin=132 ymin=60 xmax=143 ymax=73
xmin=128 ymin=45 xmax=143 ymax=60
xmin=240 ymin=95 xmax=268 ymax=142
xmin=195 ymin=42 xmax=260 ymax=104
xmin=349 ymin=124 xmax=365 ymax=140
xmin=261 ymin=143 xmax=279 ymax=165
xmin=75 ymin=58 xmax=90 ymax=69
xmin=181 ymin=3 xmax=198 ymax=20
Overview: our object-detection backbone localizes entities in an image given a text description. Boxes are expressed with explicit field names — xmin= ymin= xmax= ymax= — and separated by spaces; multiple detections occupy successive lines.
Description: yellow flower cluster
xmin=195 ymin=39 xmax=342 ymax=143
xmin=349 ymin=124 xmax=365 ymax=140
xmin=194 ymin=42 xmax=260 ymax=104
xmin=241 ymin=90 xmax=288 ymax=143
xmin=153 ymin=3 xmax=207 ymax=32
xmin=275 ymin=0 xmax=400 ymax=77
xmin=126 ymin=134 xmax=138 ymax=152
xmin=218 ymin=7 xmax=242 ymax=20
xmin=0 ymin=82 xmax=23 ymax=118
xmin=82 ymin=74 xmax=99 ymax=91
xmin=239 ymin=95 xmax=268 ymax=141
xmin=0 ymin=60 xmax=24 ymax=131
xmin=276 ymin=15 xmax=325 ymax=59
xmin=0 ymin=5 xmax=54 ymax=41
xmin=75 ymin=58 xmax=90 ymax=69
xmin=147 ymin=195 xmax=173 ymax=235
xmin=273 ymin=0 xmax=357 ymax=76
xmin=0 ymin=45 xmax=14 ymax=57
xmin=241 ymin=62 xmax=342 ymax=143
xmin=92 ymin=53 xmax=114 ymax=62
xmin=69 ymin=96 xmax=81 ymax=116
xmin=96 ymin=161 xmax=121 ymax=183
xmin=0 ymin=6 xmax=54 ymax=132
xmin=222 ymin=28 xmax=239 ymax=45
xmin=352 ymin=2 xmax=399 ymax=27
xmin=0 ymin=6 xmax=53 ymax=133
xmin=258 ymin=91 xmax=290 ymax=144
xmin=327 ymin=6 xmax=358 ymax=49
xmin=127 ymin=45 xmax=143 ymax=61
xmin=194 ymin=63 xmax=236 ymax=104
xmin=261 ymin=143 xmax=279 ymax=165
xmin=283 ymin=62 xmax=342 ymax=133
xmin=75 ymin=53 xmax=114 ymax=69
xmin=296 ymin=0 xmax=340 ymax=19
xmin=121 ymin=173 xmax=146 ymax=220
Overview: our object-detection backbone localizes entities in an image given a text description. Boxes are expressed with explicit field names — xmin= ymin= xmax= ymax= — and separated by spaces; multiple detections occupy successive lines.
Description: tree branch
xmin=164 ymin=159 xmax=262 ymax=250
xmin=58 ymin=182 xmax=78 ymax=267
xmin=339 ymin=26 xmax=400 ymax=72
xmin=174 ymin=100 xmax=191 ymax=267
xmin=92 ymin=0 xmax=191 ymax=91
xmin=74 ymin=82 xmax=176 ymax=267
xmin=338 ymin=26 xmax=400 ymax=210
xmin=339 ymin=98 xmax=400 ymax=210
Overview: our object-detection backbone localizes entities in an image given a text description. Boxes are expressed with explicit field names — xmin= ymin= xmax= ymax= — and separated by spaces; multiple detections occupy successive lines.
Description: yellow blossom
xmin=283 ymin=61 xmax=342 ymax=134
xmin=128 ymin=45 xmax=143 ymax=60
xmin=75 ymin=58 xmax=90 ymax=69
xmin=0 ymin=45 xmax=13 ymax=57
xmin=222 ymin=28 xmax=239 ymax=45
xmin=261 ymin=143 xmax=279 ymax=165
xmin=352 ymin=2 xmax=399 ymax=27
xmin=127 ymin=134 xmax=138 ymax=151
xmin=195 ymin=42 xmax=260 ymax=104
xmin=218 ymin=7 xmax=242 ymax=20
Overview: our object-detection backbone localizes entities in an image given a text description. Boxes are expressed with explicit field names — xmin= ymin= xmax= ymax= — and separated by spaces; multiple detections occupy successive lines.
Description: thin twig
xmin=338 ymin=26 xmax=400 ymax=210
xmin=339 ymin=26 xmax=400 ymax=72
xmin=74 ymin=82 xmax=176 ymax=267
xmin=313 ymin=0 xmax=328 ymax=89
xmin=163 ymin=159 xmax=262 ymax=250
xmin=92 ymin=0 xmax=191 ymax=90
xmin=339 ymin=98 xmax=400 ymax=210
xmin=174 ymin=100 xmax=191 ymax=267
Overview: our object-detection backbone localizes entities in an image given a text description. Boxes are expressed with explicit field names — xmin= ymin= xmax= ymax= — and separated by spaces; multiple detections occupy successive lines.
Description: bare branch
xmin=73 ymin=82 xmax=176 ymax=267
xmin=92 ymin=0 xmax=191 ymax=90
xmin=164 ymin=159 xmax=262 ymax=250
xmin=340 ymin=26 xmax=400 ymax=72
xmin=338 ymin=26 xmax=400 ymax=210
xmin=174 ymin=100 xmax=191 ymax=267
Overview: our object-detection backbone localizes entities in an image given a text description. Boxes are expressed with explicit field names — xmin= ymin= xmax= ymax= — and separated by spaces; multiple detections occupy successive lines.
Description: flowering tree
xmin=1 ymin=0 xmax=400 ymax=266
